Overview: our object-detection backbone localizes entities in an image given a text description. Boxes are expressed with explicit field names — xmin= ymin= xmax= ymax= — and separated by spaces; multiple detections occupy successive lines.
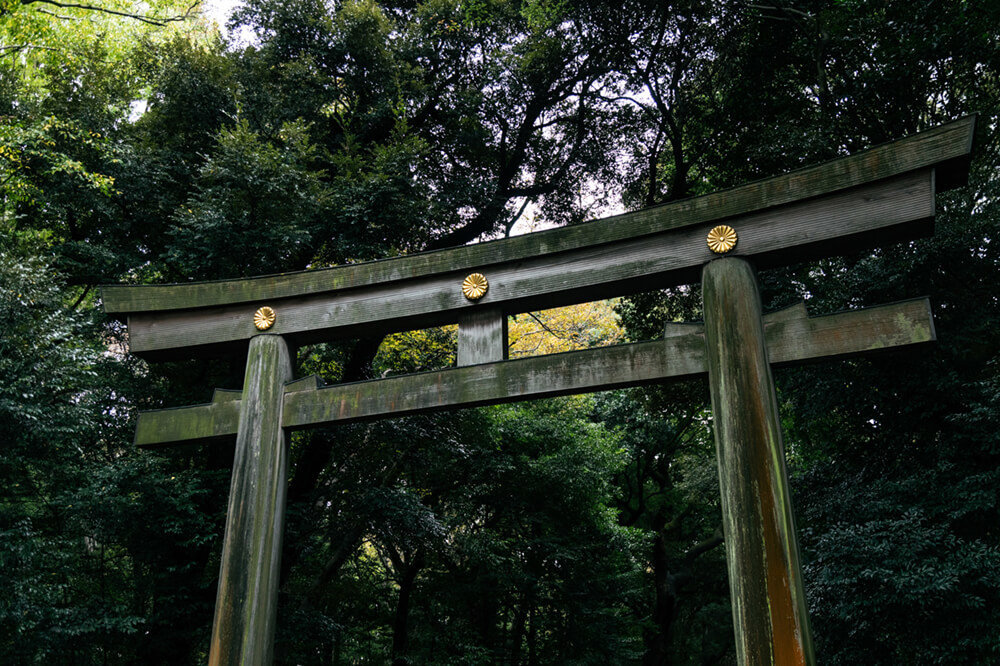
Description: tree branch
xmin=303 ymin=520 xmax=367 ymax=606
xmin=662 ymin=504 xmax=693 ymax=535
xmin=71 ymin=284 xmax=92 ymax=310
xmin=684 ymin=528 xmax=724 ymax=563
xmin=34 ymin=8 xmax=82 ymax=20
xmin=23 ymin=0 xmax=199 ymax=27
xmin=503 ymin=197 xmax=532 ymax=237
xmin=747 ymin=3 xmax=813 ymax=20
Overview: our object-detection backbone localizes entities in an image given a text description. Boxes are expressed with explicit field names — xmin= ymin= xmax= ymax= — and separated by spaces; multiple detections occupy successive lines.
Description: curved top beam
xmin=102 ymin=116 xmax=975 ymax=316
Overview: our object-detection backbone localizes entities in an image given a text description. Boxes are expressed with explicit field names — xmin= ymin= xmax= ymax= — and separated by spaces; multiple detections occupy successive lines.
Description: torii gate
xmin=102 ymin=116 xmax=976 ymax=666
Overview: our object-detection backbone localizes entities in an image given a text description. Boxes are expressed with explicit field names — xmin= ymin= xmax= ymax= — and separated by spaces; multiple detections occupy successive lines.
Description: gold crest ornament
xmin=707 ymin=225 xmax=738 ymax=254
xmin=462 ymin=273 xmax=489 ymax=300
xmin=253 ymin=306 xmax=276 ymax=330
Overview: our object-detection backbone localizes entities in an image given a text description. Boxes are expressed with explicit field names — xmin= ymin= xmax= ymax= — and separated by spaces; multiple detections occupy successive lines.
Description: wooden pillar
xmin=209 ymin=334 xmax=293 ymax=666
xmin=701 ymin=257 xmax=815 ymax=666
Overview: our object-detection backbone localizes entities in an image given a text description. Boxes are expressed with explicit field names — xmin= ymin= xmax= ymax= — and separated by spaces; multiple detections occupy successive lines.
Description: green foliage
xmin=799 ymin=467 xmax=1000 ymax=664
xmin=0 ymin=249 xmax=100 ymax=470
xmin=3 ymin=0 xmax=1000 ymax=664
xmin=0 ymin=249 xmax=224 ymax=662
xmin=374 ymin=325 xmax=457 ymax=375
xmin=0 ymin=0 xmax=206 ymax=93
xmin=166 ymin=119 xmax=330 ymax=278
xmin=0 ymin=115 xmax=116 ymax=208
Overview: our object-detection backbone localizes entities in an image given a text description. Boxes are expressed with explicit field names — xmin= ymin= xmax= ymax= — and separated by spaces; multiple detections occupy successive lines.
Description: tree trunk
xmin=391 ymin=554 xmax=423 ymax=663
xmin=643 ymin=530 xmax=678 ymax=666
xmin=509 ymin=600 xmax=528 ymax=665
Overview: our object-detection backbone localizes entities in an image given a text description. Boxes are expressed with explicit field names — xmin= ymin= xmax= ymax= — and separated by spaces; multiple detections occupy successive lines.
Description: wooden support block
xmin=136 ymin=377 xmax=319 ymax=447
xmin=457 ymin=306 xmax=508 ymax=366
xmin=284 ymin=374 xmax=325 ymax=393
xmin=763 ymin=298 xmax=936 ymax=364
xmin=702 ymin=257 xmax=815 ymax=666
xmin=208 ymin=335 xmax=293 ymax=666
xmin=212 ymin=388 xmax=242 ymax=403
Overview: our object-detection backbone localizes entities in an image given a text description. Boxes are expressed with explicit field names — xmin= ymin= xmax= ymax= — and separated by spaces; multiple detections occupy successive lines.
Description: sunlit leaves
xmin=0 ymin=0 xmax=211 ymax=92
xmin=0 ymin=115 xmax=117 ymax=211
xmin=508 ymin=299 xmax=623 ymax=357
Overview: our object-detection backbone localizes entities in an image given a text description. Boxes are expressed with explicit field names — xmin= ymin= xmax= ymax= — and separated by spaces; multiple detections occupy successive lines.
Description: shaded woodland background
xmin=3 ymin=0 xmax=1000 ymax=663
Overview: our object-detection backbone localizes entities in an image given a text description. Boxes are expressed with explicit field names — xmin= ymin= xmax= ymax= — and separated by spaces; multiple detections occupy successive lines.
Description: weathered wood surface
xmin=763 ymin=299 xmax=936 ymax=364
xmin=458 ymin=307 xmax=508 ymax=366
xmin=134 ymin=298 xmax=934 ymax=447
xmin=102 ymin=115 xmax=973 ymax=316
xmin=134 ymin=394 xmax=242 ymax=446
xmin=702 ymin=258 xmax=814 ymax=666
xmin=283 ymin=334 xmax=707 ymax=429
xmin=208 ymin=335 xmax=293 ymax=666
xmin=121 ymin=169 xmax=934 ymax=359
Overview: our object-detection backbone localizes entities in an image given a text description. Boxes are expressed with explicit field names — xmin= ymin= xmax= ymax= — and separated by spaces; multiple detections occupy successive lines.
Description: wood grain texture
xmin=101 ymin=116 xmax=973 ymax=316
xmin=132 ymin=299 xmax=935 ymax=447
xmin=133 ymin=299 xmax=934 ymax=447
xmin=702 ymin=257 xmax=814 ymax=666
xmin=279 ymin=298 xmax=934 ymax=428
xmin=134 ymin=398 xmax=241 ymax=446
xmin=124 ymin=169 xmax=934 ymax=359
xmin=763 ymin=298 xmax=936 ymax=364
xmin=458 ymin=307 xmax=508 ymax=366
xmin=208 ymin=335 xmax=293 ymax=666
xmin=283 ymin=335 xmax=708 ymax=428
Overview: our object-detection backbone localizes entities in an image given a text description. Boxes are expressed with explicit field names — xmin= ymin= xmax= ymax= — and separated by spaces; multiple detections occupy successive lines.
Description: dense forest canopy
xmin=2 ymin=1 xmax=999 ymax=664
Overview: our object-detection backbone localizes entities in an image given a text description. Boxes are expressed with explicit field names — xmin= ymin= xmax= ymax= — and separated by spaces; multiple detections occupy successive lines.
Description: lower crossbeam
xmin=134 ymin=298 xmax=934 ymax=448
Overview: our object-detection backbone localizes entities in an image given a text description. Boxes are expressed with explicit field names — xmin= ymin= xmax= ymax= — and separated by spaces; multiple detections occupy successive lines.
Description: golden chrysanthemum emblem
xmin=462 ymin=273 xmax=489 ymax=300
xmin=253 ymin=306 xmax=276 ymax=331
xmin=707 ymin=225 xmax=738 ymax=254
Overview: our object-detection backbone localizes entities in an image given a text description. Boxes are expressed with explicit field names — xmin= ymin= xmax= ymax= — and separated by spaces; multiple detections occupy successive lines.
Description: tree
xmin=1 ymin=6 xmax=231 ymax=663
xmin=509 ymin=299 xmax=624 ymax=358
xmin=0 ymin=240 xmax=226 ymax=662
xmin=4 ymin=0 xmax=1000 ymax=663
xmin=1 ymin=0 xmax=202 ymax=90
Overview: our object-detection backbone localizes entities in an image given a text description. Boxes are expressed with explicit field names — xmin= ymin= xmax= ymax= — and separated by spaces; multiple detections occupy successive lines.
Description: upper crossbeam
xmin=101 ymin=117 xmax=974 ymax=361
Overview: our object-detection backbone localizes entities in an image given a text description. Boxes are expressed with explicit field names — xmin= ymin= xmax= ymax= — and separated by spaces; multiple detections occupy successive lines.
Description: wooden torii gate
xmin=102 ymin=116 xmax=975 ymax=666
